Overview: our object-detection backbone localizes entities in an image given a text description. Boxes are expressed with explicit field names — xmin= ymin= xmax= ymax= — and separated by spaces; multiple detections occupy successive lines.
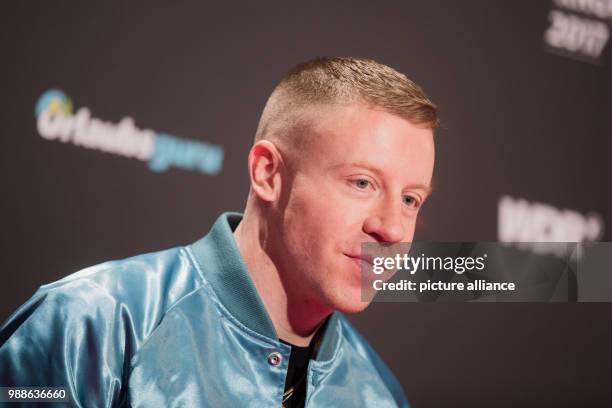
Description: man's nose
xmin=363 ymin=198 xmax=406 ymax=243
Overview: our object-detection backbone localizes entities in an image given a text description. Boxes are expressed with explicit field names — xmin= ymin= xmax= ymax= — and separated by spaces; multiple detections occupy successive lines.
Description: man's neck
xmin=233 ymin=211 xmax=329 ymax=347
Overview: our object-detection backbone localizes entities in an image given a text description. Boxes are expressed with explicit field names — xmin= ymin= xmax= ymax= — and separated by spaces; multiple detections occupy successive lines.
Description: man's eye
xmin=353 ymin=179 xmax=371 ymax=189
xmin=402 ymin=195 xmax=419 ymax=208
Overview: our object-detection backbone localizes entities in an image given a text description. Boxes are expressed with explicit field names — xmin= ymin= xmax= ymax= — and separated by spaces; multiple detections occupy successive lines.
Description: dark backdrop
xmin=1 ymin=1 xmax=611 ymax=407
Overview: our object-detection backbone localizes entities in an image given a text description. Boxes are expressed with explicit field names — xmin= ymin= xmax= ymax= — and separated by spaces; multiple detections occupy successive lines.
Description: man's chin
xmin=329 ymin=291 xmax=373 ymax=314
xmin=336 ymin=301 xmax=372 ymax=314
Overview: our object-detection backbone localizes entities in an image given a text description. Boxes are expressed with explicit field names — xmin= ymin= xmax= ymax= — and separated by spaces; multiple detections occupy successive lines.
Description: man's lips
xmin=344 ymin=253 xmax=374 ymax=267
xmin=344 ymin=254 xmax=379 ymax=285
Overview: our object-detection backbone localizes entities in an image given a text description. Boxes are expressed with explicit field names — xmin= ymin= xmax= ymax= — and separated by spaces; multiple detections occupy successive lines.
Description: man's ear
xmin=248 ymin=140 xmax=284 ymax=203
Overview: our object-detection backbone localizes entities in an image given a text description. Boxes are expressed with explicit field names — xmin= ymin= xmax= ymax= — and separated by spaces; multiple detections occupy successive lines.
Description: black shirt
xmin=280 ymin=339 xmax=315 ymax=408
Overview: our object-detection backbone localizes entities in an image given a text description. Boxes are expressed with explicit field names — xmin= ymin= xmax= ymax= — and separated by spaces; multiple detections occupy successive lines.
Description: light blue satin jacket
xmin=0 ymin=213 xmax=409 ymax=407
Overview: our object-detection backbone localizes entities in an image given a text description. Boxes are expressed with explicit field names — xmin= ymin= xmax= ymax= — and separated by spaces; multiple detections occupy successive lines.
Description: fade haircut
xmin=254 ymin=56 xmax=438 ymax=146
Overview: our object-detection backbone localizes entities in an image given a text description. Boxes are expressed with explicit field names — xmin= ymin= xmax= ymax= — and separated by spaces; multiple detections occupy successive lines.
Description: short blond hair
xmin=255 ymin=56 xmax=438 ymax=143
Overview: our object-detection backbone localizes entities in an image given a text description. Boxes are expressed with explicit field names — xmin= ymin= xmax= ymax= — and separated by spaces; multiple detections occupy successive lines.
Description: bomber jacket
xmin=0 ymin=213 xmax=409 ymax=407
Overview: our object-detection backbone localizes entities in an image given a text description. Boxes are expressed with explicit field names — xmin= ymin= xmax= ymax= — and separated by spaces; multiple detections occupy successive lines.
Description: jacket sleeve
xmin=0 ymin=248 xmax=198 ymax=408
xmin=0 ymin=280 xmax=131 ymax=407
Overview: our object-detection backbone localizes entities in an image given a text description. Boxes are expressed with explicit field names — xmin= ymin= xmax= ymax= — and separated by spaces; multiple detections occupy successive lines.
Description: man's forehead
xmin=309 ymin=111 xmax=433 ymax=161
xmin=281 ymin=103 xmax=434 ymax=176
xmin=313 ymin=104 xmax=432 ymax=141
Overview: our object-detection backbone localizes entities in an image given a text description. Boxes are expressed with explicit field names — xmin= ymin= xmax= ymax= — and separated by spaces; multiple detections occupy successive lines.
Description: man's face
xmin=270 ymin=103 xmax=435 ymax=314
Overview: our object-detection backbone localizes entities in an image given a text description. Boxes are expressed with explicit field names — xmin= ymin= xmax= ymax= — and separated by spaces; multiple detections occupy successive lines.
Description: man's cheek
xmin=328 ymin=192 xmax=369 ymax=222
xmin=405 ymin=217 xmax=418 ymax=242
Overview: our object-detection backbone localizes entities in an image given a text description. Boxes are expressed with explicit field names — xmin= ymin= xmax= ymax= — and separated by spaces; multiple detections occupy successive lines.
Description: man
xmin=0 ymin=57 xmax=437 ymax=407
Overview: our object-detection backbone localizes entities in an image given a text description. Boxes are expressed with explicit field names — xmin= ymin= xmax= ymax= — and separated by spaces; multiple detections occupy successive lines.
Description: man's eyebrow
xmin=409 ymin=183 xmax=433 ymax=197
xmin=331 ymin=163 xmax=433 ymax=196
xmin=401 ymin=182 xmax=433 ymax=198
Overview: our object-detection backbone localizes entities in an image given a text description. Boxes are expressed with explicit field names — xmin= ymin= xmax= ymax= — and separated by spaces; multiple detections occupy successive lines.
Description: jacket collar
xmin=189 ymin=212 xmax=340 ymax=361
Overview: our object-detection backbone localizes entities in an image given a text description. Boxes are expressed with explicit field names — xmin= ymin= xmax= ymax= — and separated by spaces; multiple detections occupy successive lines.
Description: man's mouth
xmin=345 ymin=253 xmax=374 ymax=267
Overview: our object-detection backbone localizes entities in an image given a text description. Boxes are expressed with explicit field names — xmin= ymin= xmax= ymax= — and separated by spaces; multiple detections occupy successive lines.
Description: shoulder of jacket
xmin=17 ymin=245 xmax=204 ymax=348
xmin=42 ymin=246 xmax=200 ymax=301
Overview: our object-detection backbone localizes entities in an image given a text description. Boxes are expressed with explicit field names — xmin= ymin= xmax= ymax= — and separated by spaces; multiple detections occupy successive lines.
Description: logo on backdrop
xmin=498 ymin=195 xmax=604 ymax=257
xmin=35 ymin=89 xmax=224 ymax=175
xmin=543 ymin=0 xmax=612 ymax=64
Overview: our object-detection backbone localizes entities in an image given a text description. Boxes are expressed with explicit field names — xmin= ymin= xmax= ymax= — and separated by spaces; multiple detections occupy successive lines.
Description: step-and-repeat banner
xmin=1 ymin=1 xmax=611 ymax=406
